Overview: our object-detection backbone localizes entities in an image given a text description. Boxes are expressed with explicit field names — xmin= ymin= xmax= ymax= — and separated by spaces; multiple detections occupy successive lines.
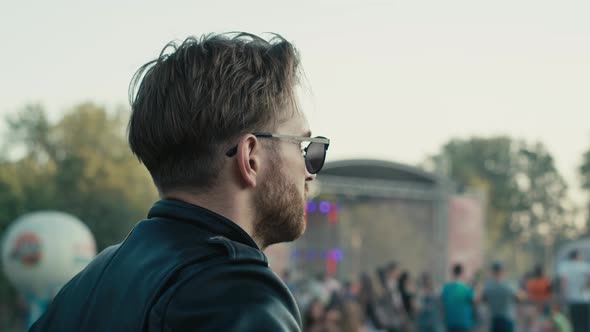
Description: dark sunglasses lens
xmin=305 ymin=142 xmax=326 ymax=174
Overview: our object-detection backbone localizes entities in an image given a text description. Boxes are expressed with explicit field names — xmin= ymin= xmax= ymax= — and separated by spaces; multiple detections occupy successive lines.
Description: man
xmin=440 ymin=263 xmax=476 ymax=332
xmin=31 ymin=32 xmax=330 ymax=331
xmin=482 ymin=262 xmax=522 ymax=332
xmin=524 ymin=264 xmax=551 ymax=306
xmin=557 ymin=249 xmax=590 ymax=332
xmin=372 ymin=262 xmax=405 ymax=332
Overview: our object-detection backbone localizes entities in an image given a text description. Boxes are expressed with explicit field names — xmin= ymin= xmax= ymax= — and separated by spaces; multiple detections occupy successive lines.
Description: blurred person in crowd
xmin=339 ymin=300 xmax=365 ymax=332
xmin=385 ymin=263 xmax=408 ymax=331
xmin=441 ymin=263 xmax=477 ymax=332
xmin=398 ymin=270 xmax=417 ymax=331
xmin=309 ymin=273 xmax=333 ymax=306
xmin=525 ymin=264 xmax=552 ymax=308
xmin=548 ymin=303 xmax=573 ymax=332
xmin=469 ymin=268 xmax=487 ymax=332
xmin=31 ymin=32 xmax=330 ymax=331
xmin=377 ymin=266 xmax=388 ymax=291
xmin=304 ymin=293 xmax=364 ymax=332
xmin=342 ymin=278 xmax=362 ymax=302
xmin=322 ymin=303 xmax=343 ymax=332
xmin=527 ymin=303 xmax=573 ymax=332
xmin=341 ymin=280 xmax=351 ymax=296
xmin=358 ymin=272 xmax=383 ymax=331
xmin=416 ymin=272 xmax=442 ymax=332
xmin=329 ymin=292 xmax=365 ymax=332
xmin=385 ymin=262 xmax=401 ymax=293
xmin=305 ymin=298 xmax=329 ymax=332
xmin=522 ymin=306 xmax=549 ymax=332
xmin=370 ymin=265 xmax=405 ymax=332
xmin=324 ymin=273 xmax=343 ymax=297
xmin=295 ymin=276 xmax=321 ymax=313
xmin=557 ymin=249 xmax=590 ymax=332
xmin=482 ymin=261 xmax=524 ymax=332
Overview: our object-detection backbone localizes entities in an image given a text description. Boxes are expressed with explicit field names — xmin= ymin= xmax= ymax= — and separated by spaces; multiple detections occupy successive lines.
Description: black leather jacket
xmin=30 ymin=199 xmax=302 ymax=331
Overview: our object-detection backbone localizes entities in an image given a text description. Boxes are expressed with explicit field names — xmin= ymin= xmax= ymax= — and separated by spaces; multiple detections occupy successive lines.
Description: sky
xmin=1 ymin=0 xmax=589 ymax=204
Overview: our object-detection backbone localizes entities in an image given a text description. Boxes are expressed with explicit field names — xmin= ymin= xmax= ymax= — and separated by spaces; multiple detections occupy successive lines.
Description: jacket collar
xmin=147 ymin=199 xmax=259 ymax=250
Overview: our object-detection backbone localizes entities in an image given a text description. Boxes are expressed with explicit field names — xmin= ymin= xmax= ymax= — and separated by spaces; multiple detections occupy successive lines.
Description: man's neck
xmin=162 ymin=189 xmax=259 ymax=246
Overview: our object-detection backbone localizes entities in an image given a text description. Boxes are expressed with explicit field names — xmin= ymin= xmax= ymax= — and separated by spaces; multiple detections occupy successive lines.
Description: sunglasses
xmin=225 ymin=132 xmax=330 ymax=174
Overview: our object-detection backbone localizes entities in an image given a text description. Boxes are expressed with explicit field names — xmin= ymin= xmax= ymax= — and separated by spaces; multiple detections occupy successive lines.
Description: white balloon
xmin=1 ymin=211 xmax=96 ymax=300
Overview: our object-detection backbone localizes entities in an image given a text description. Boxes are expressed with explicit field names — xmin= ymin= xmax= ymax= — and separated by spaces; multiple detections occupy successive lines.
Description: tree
xmin=434 ymin=137 xmax=518 ymax=245
xmin=513 ymin=142 xmax=572 ymax=261
xmin=48 ymin=103 xmax=158 ymax=248
xmin=432 ymin=137 xmax=573 ymax=267
xmin=4 ymin=104 xmax=53 ymax=161
xmin=0 ymin=103 xmax=157 ymax=330
xmin=2 ymin=102 xmax=158 ymax=249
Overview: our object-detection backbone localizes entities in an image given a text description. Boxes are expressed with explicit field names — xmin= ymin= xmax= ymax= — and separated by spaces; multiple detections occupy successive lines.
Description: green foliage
xmin=433 ymin=137 xmax=573 ymax=265
xmin=1 ymin=102 xmax=157 ymax=248
xmin=0 ymin=103 xmax=157 ymax=328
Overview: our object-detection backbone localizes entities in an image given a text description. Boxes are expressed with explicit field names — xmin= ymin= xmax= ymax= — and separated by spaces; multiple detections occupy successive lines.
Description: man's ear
xmin=236 ymin=135 xmax=260 ymax=188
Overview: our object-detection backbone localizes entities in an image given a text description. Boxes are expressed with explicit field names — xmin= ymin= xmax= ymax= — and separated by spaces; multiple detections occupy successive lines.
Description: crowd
xmin=284 ymin=250 xmax=590 ymax=332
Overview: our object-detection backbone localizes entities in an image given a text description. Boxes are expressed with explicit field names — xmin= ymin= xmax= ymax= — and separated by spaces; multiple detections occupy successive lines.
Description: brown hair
xmin=128 ymin=32 xmax=301 ymax=192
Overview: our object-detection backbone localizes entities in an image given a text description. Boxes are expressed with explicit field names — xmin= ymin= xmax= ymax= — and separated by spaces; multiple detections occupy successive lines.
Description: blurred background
xmin=1 ymin=0 xmax=590 ymax=331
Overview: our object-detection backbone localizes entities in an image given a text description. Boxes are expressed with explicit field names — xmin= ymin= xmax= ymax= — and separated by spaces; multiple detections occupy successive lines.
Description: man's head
xmin=128 ymin=33 xmax=329 ymax=248
xmin=452 ymin=263 xmax=463 ymax=279
xmin=491 ymin=261 xmax=503 ymax=278
xmin=385 ymin=261 xmax=399 ymax=280
xmin=420 ymin=272 xmax=433 ymax=291
xmin=569 ymin=249 xmax=581 ymax=261
xmin=129 ymin=33 xmax=302 ymax=192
